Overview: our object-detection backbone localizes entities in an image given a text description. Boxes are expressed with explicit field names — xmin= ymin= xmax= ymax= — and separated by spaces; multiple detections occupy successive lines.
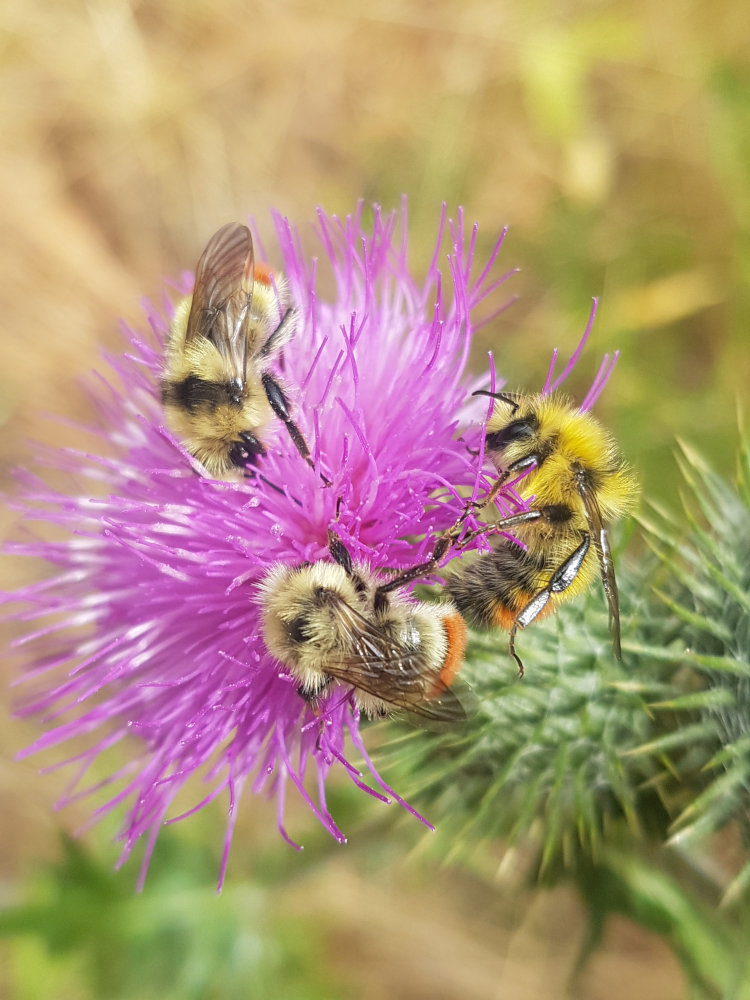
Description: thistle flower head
xmin=5 ymin=202 xmax=530 ymax=887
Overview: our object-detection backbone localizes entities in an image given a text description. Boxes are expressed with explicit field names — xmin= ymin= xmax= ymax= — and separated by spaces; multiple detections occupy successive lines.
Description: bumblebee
xmin=259 ymin=532 xmax=468 ymax=722
xmin=161 ymin=222 xmax=314 ymax=479
xmin=447 ymin=390 xmax=639 ymax=672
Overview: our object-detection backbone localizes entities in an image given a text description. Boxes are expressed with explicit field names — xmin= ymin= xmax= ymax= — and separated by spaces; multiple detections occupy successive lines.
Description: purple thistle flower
xmin=5 ymin=202 xmax=524 ymax=887
xmin=5 ymin=200 xmax=616 ymax=888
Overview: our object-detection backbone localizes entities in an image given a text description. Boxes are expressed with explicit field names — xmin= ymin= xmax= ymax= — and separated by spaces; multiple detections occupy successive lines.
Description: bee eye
xmin=229 ymin=433 xmax=266 ymax=468
xmin=228 ymin=443 xmax=251 ymax=468
xmin=287 ymin=616 xmax=310 ymax=644
xmin=486 ymin=417 xmax=537 ymax=451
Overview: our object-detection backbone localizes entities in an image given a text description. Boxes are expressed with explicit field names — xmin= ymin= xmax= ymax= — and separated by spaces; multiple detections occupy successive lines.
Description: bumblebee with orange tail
xmin=447 ymin=391 xmax=639 ymax=673
xmin=260 ymin=531 xmax=468 ymax=722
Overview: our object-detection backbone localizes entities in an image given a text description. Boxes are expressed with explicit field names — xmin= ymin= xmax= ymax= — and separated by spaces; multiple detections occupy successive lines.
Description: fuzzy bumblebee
xmin=161 ymin=222 xmax=314 ymax=479
xmin=260 ymin=532 xmax=468 ymax=722
xmin=448 ymin=391 xmax=639 ymax=671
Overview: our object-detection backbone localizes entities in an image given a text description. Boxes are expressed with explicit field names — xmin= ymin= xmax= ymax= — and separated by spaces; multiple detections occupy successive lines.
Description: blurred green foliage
xmin=0 ymin=834 xmax=344 ymax=1000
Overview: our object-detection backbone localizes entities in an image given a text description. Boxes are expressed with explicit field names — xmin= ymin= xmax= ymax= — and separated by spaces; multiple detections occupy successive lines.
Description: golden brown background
xmin=2 ymin=1 xmax=747 ymax=996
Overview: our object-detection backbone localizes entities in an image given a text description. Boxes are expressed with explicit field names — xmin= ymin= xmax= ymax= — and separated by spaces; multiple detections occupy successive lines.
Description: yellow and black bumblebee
xmin=259 ymin=531 xmax=468 ymax=722
xmin=447 ymin=390 xmax=639 ymax=673
xmin=161 ymin=222 xmax=314 ymax=479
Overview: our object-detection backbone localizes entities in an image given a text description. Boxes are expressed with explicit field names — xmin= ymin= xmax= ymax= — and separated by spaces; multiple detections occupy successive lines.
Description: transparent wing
xmin=184 ymin=222 xmax=254 ymax=385
xmin=579 ymin=480 xmax=622 ymax=658
xmin=324 ymin=598 xmax=467 ymax=724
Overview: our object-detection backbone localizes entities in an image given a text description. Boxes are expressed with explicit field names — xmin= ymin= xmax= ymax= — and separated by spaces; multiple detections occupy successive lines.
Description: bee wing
xmin=324 ymin=598 xmax=467 ymax=724
xmin=185 ymin=222 xmax=254 ymax=385
xmin=579 ymin=481 xmax=622 ymax=658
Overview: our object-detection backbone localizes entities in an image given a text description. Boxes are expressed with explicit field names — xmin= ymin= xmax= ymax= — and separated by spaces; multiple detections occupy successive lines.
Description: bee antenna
xmin=471 ymin=389 xmax=520 ymax=413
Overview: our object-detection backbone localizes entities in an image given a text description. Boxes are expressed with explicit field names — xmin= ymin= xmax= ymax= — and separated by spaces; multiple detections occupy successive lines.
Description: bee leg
xmin=261 ymin=373 xmax=332 ymax=486
xmin=327 ymin=531 xmax=354 ymax=575
xmin=262 ymin=372 xmax=312 ymax=464
xmin=314 ymin=709 xmax=338 ymax=755
xmin=236 ymin=436 xmax=305 ymax=506
xmin=374 ymin=533 xmax=456 ymax=599
xmin=508 ymin=626 xmax=526 ymax=677
xmin=467 ymin=453 xmax=540 ymax=519
xmin=296 ymin=676 xmax=336 ymax=754
xmin=248 ymin=473 xmax=303 ymax=507
xmin=374 ymin=505 xmax=548 ymax=600
xmin=450 ymin=507 xmax=545 ymax=549
xmin=297 ymin=675 xmax=334 ymax=711
xmin=508 ymin=534 xmax=591 ymax=676
xmin=443 ymin=454 xmax=540 ymax=543
xmin=259 ymin=307 xmax=298 ymax=358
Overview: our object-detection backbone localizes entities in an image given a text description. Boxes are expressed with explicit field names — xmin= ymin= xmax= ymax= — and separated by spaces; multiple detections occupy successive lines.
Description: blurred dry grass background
xmin=2 ymin=1 xmax=748 ymax=997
